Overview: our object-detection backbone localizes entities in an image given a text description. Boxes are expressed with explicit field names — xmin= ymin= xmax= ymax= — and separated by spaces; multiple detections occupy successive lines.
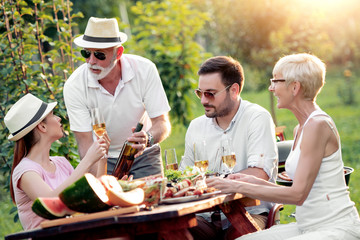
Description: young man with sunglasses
xmin=63 ymin=17 xmax=171 ymax=179
xmin=179 ymin=56 xmax=278 ymax=239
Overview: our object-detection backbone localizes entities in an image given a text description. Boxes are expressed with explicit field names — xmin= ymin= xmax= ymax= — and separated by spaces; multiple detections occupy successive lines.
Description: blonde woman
xmin=206 ymin=53 xmax=360 ymax=239
xmin=4 ymin=93 xmax=110 ymax=230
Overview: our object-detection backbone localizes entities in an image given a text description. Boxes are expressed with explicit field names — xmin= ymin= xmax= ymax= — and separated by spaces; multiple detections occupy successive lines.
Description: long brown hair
xmin=10 ymin=129 xmax=39 ymax=203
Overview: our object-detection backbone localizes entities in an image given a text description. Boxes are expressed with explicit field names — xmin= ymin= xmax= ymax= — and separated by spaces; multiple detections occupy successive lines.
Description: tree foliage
xmin=192 ymin=0 xmax=360 ymax=89
xmin=0 ymin=0 xmax=83 ymax=196
xmin=125 ymin=0 xmax=210 ymax=126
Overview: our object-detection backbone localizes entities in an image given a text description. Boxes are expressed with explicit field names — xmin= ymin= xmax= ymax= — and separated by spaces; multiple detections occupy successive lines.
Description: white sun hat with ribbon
xmin=74 ymin=17 xmax=128 ymax=49
xmin=4 ymin=93 xmax=57 ymax=141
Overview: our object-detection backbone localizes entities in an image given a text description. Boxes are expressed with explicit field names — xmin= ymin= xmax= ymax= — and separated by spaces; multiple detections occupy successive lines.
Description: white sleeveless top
xmin=285 ymin=109 xmax=359 ymax=230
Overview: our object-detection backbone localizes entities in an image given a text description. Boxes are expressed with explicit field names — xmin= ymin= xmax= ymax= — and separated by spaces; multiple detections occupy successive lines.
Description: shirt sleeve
xmin=63 ymin=65 xmax=93 ymax=133
xmin=141 ymin=61 xmax=171 ymax=118
xmin=12 ymin=159 xmax=44 ymax=191
xmin=246 ymin=110 xmax=278 ymax=182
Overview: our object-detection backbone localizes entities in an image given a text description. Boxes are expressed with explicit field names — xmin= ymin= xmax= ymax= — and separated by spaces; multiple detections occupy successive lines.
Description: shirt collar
xmin=119 ymin=55 xmax=135 ymax=84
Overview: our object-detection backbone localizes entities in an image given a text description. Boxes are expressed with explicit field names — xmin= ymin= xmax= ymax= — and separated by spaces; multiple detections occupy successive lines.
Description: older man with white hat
xmin=64 ymin=17 xmax=171 ymax=179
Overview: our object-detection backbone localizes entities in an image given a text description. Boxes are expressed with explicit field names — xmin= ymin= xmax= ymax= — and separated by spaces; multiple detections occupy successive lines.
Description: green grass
xmin=0 ymin=176 xmax=22 ymax=239
xmin=1 ymin=73 xmax=359 ymax=237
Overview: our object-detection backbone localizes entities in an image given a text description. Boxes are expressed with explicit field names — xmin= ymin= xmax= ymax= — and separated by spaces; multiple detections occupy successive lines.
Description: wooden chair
xmin=225 ymin=203 xmax=284 ymax=239
xmin=265 ymin=203 xmax=284 ymax=229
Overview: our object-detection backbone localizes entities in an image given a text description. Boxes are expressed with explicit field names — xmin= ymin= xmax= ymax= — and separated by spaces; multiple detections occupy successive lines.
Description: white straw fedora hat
xmin=74 ymin=17 xmax=128 ymax=49
xmin=4 ymin=93 xmax=57 ymax=141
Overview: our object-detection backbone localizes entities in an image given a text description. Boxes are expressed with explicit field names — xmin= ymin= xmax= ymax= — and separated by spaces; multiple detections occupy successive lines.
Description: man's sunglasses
xmin=194 ymin=85 xmax=232 ymax=100
xmin=80 ymin=50 xmax=106 ymax=60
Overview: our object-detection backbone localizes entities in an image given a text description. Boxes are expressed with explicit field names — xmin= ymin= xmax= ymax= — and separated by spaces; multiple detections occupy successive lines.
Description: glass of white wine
xmin=165 ymin=148 xmax=178 ymax=170
xmin=91 ymin=108 xmax=106 ymax=137
xmin=220 ymin=138 xmax=236 ymax=174
xmin=194 ymin=140 xmax=209 ymax=177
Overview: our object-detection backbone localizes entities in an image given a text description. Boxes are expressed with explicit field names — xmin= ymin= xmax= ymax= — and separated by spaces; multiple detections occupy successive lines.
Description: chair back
xmin=266 ymin=203 xmax=284 ymax=229
xmin=276 ymin=140 xmax=293 ymax=173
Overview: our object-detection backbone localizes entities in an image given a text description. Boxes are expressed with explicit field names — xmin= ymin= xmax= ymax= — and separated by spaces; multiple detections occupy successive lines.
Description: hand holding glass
xmin=165 ymin=148 xmax=178 ymax=170
xmin=91 ymin=108 xmax=106 ymax=137
xmin=194 ymin=140 xmax=209 ymax=175
xmin=220 ymin=139 xmax=236 ymax=174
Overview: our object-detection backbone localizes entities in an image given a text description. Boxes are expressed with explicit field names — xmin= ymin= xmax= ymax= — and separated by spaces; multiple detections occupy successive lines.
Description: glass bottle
xmin=112 ymin=119 xmax=144 ymax=179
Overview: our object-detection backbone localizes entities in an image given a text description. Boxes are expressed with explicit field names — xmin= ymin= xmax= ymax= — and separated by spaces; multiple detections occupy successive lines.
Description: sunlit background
xmin=1 ymin=0 xmax=360 ymax=237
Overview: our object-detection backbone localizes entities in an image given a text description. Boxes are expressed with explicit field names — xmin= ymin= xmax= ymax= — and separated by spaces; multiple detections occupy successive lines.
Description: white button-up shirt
xmin=180 ymin=99 xmax=278 ymax=215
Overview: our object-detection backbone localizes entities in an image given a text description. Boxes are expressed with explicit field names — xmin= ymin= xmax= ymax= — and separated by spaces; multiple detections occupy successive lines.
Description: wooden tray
xmin=40 ymin=205 xmax=140 ymax=228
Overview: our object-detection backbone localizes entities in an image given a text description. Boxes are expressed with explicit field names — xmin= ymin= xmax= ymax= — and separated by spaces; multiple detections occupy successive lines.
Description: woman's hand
xmin=86 ymin=137 xmax=108 ymax=162
xmin=101 ymin=132 xmax=111 ymax=155
xmin=227 ymin=173 xmax=262 ymax=184
xmin=206 ymin=177 xmax=240 ymax=194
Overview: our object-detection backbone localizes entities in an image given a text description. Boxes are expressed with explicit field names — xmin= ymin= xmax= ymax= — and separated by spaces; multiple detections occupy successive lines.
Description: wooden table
xmin=5 ymin=193 xmax=260 ymax=240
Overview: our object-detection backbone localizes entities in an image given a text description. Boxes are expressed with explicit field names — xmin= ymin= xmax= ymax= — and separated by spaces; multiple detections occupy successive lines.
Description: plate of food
xmin=161 ymin=168 xmax=222 ymax=204
xmin=160 ymin=190 xmax=222 ymax=204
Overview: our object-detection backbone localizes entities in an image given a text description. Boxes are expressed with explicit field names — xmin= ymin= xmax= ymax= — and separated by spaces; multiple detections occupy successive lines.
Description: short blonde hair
xmin=272 ymin=53 xmax=326 ymax=101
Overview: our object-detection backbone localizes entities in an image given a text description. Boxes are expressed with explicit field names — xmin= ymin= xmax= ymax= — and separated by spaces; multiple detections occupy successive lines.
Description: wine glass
xmin=165 ymin=148 xmax=178 ymax=170
xmin=91 ymin=108 xmax=106 ymax=137
xmin=220 ymin=138 xmax=237 ymax=174
xmin=194 ymin=140 xmax=209 ymax=177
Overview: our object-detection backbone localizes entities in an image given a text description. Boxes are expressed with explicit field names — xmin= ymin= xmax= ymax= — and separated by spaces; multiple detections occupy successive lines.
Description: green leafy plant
xmin=126 ymin=0 xmax=211 ymax=126
xmin=0 ymin=0 xmax=83 ymax=220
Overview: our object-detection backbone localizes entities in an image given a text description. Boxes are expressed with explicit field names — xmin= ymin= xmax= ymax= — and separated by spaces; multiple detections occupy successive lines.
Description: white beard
xmin=87 ymin=60 xmax=117 ymax=81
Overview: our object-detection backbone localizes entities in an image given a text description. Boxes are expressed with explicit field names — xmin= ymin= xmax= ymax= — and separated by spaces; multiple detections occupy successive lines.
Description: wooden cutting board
xmin=40 ymin=205 xmax=140 ymax=228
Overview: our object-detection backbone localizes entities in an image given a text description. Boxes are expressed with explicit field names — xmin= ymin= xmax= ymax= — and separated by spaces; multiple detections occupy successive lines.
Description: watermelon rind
xmin=32 ymin=197 xmax=73 ymax=220
xmin=59 ymin=173 xmax=111 ymax=213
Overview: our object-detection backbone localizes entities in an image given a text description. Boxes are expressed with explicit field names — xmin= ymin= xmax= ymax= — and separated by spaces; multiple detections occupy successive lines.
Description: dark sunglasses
xmin=194 ymin=85 xmax=232 ymax=100
xmin=80 ymin=50 xmax=106 ymax=60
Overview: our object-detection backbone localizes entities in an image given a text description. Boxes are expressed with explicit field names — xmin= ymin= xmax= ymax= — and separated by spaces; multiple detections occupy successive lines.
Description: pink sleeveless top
xmin=12 ymin=156 xmax=74 ymax=230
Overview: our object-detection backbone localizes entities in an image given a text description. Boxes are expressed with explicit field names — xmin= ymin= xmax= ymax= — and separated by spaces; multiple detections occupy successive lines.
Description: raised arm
xmin=74 ymin=131 xmax=100 ymax=175
xmin=19 ymin=138 xmax=108 ymax=201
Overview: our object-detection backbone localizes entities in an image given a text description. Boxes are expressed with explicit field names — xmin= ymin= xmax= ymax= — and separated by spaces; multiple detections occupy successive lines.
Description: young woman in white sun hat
xmin=4 ymin=93 xmax=110 ymax=230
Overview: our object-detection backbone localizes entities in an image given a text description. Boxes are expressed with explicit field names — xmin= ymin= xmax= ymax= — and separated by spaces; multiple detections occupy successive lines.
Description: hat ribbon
xmin=83 ymin=35 xmax=122 ymax=43
xmin=11 ymin=102 xmax=47 ymax=136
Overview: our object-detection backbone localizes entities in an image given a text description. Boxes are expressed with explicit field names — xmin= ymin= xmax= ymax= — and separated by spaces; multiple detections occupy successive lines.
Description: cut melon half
xmin=59 ymin=173 xmax=111 ymax=213
xmin=107 ymin=188 xmax=145 ymax=207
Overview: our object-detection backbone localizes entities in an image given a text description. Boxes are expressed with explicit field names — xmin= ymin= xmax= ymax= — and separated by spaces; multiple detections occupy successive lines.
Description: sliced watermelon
xmin=59 ymin=173 xmax=111 ymax=213
xmin=32 ymin=197 xmax=75 ymax=220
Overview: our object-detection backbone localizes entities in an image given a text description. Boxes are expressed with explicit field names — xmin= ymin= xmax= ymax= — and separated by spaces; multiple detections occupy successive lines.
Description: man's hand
xmin=127 ymin=129 xmax=147 ymax=158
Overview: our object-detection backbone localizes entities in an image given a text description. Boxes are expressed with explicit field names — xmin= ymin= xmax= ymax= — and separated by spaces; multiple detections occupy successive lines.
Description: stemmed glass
xmin=165 ymin=148 xmax=179 ymax=170
xmin=194 ymin=140 xmax=209 ymax=178
xmin=220 ymin=138 xmax=237 ymax=174
xmin=91 ymin=108 xmax=106 ymax=138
